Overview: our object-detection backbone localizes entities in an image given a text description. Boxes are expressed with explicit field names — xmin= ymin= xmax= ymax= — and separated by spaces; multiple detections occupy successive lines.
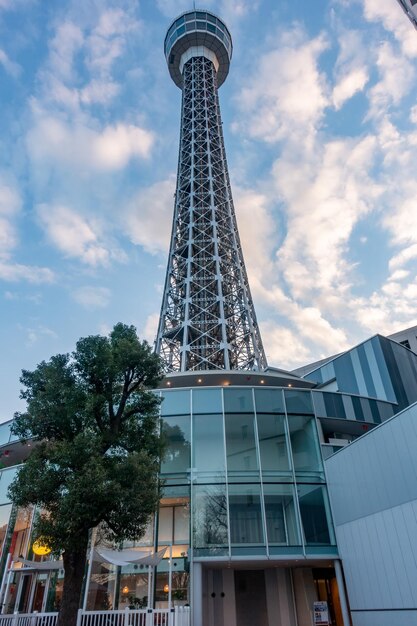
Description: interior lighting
xmin=32 ymin=539 xmax=52 ymax=556
xmin=288 ymin=383 xmax=292 ymax=387
xmin=122 ymin=586 xmax=129 ymax=594
xmin=166 ymin=381 xmax=171 ymax=386
xmin=163 ymin=584 xmax=169 ymax=593
xmin=260 ymin=380 xmax=265 ymax=384
xmin=197 ymin=378 xmax=202 ymax=383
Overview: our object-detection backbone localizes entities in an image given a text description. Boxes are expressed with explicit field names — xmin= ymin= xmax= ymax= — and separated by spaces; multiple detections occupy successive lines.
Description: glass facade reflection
xmin=159 ymin=386 xmax=337 ymax=558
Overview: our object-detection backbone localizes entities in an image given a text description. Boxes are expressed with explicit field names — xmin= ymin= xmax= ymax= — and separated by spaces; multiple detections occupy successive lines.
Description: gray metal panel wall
xmin=326 ymin=402 xmax=417 ymax=625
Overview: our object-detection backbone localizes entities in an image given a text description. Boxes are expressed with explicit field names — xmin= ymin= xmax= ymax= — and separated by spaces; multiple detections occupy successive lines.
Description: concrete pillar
xmin=192 ymin=562 xmax=203 ymax=626
xmin=334 ymin=560 xmax=351 ymax=626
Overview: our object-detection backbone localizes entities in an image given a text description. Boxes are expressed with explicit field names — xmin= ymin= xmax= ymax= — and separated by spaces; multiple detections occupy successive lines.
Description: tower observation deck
xmin=156 ymin=10 xmax=267 ymax=372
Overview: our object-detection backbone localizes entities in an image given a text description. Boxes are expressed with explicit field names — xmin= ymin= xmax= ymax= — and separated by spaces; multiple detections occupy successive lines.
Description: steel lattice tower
xmin=156 ymin=10 xmax=267 ymax=372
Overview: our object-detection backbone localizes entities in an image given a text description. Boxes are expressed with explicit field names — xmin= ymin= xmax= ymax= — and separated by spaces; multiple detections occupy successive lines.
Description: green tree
xmin=8 ymin=323 xmax=164 ymax=626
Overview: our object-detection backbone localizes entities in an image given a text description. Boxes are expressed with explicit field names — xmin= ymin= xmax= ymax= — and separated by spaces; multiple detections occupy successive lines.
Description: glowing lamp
xmin=163 ymin=584 xmax=169 ymax=593
xmin=32 ymin=540 xmax=51 ymax=556
xmin=122 ymin=586 xmax=129 ymax=594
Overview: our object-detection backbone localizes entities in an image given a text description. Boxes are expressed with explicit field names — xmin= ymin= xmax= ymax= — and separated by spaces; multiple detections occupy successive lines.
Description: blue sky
xmin=0 ymin=0 xmax=417 ymax=418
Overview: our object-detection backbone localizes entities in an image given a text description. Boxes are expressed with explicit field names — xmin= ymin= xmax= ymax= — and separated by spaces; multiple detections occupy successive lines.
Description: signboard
xmin=313 ymin=601 xmax=329 ymax=626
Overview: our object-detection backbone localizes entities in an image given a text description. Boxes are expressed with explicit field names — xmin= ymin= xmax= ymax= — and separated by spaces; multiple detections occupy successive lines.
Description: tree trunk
xmin=57 ymin=532 xmax=89 ymax=626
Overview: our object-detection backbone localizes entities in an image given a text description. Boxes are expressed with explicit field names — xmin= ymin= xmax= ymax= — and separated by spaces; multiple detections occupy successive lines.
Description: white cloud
xmin=332 ymin=67 xmax=368 ymax=109
xmin=73 ymin=286 xmax=111 ymax=309
xmin=274 ymin=134 xmax=380 ymax=301
xmin=140 ymin=312 xmax=159 ymax=344
xmin=0 ymin=49 xmax=21 ymax=78
xmin=236 ymin=28 xmax=329 ymax=145
xmin=28 ymin=114 xmax=155 ymax=173
xmin=93 ymin=123 xmax=154 ymax=168
xmin=37 ymin=204 xmax=112 ymax=267
xmin=49 ymin=21 xmax=84 ymax=82
xmin=125 ymin=177 xmax=175 ymax=255
xmin=0 ymin=181 xmax=22 ymax=217
xmin=367 ymin=42 xmax=415 ymax=118
xmin=86 ymin=9 xmax=141 ymax=75
xmin=233 ymin=187 xmax=276 ymax=285
xmin=79 ymin=79 xmax=120 ymax=105
xmin=23 ymin=324 xmax=58 ymax=347
xmin=0 ymin=178 xmax=22 ymax=259
xmin=260 ymin=321 xmax=312 ymax=369
xmin=389 ymin=242 xmax=417 ymax=271
xmin=363 ymin=0 xmax=417 ymax=58
xmin=0 ymin=262 xmax=54 ymax=284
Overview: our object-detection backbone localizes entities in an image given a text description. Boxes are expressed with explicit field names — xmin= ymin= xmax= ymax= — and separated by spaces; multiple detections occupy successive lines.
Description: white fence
xmin=0 ymin=608 xmax=190 ymax=626
xmin=0 ymin=614 xmax=58 ymax=626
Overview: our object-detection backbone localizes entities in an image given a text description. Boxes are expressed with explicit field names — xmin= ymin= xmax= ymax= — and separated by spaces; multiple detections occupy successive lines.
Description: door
xmin=235 ymin=570 xmax=268 ymax=626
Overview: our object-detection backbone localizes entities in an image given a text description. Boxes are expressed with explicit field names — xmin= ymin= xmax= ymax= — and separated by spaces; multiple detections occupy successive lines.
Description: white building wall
xmin=326 ymin=402 xmax=417 ymax=626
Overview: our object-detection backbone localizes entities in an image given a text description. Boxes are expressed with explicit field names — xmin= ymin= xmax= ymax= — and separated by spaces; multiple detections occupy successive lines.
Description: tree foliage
xmin=8 ymin=323 xmax=164 ymax=624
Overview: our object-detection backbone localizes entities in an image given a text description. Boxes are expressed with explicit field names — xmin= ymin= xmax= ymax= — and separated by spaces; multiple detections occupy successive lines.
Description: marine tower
xmin=156 ymin=10 xmax=267 ymax=372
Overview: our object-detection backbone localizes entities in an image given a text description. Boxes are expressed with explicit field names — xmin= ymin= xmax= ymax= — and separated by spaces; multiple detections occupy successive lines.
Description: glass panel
xmin=0 ymin=422 xmax=12 ymax=446
xmin=154 ymin=570 xmax=189 ymax=608
xmin=160 ymin=390 xmax=190 ymax=416
xmin=298 ymin=485 xmax=334 ymax=545
xmin=192 ymin=388 xmax=222 ymax=414
xmin=161 ymin=415 xmax=191 ymax=478
xmin=207 ymin=14 xmax=216 ymax=23
xmin=207 ymin=23 xmax=216 ymax=33
xmin=285 ymin=390 xmax=314 ymax=414
xmin=196 ymin=11 xmax=206 ymax=18
xmin=166 ymin=24 xmax=176 ymax=40
xmin=174 ymin=505 xmax=189 ymax=543
xmin=263 ymin=484 xmax=300 ymax=546
xmin=0 ymin=503 xmax=12 ymax=560
xmin=158 ymin=507 xmax=173 ymax=544
xmin=177 ymin=25 xmax=185 ymax=36
xmin=342 ymin=395 xmax=355 ymax=420
xmin=0 ymin=467 xmax=17 ymax=505
xmin=11 ymin=507 xmax=32 ymax=559
xmin=257 ymin=414 xmax=292 ymax=479
xmin=118 ymin=571 xmax=149 ymax=609
xmin=193 ymin=414 xmax=225 ymax=481
xmin=229 ymin=484 xmax=264 ymax=545
xmin=225 ymin=413 xmax=259 ymax=481
xmin=196 ymin=21 xmax=206 ymax=29
xmin=87 ymin=559 xmax=117 ymax=609
xmin=223 ymin=388 xmax=253 ymax=413
xmin=312 ymin=392 xmax=326 ymax=417
xmin=158 ymin=486 xmax=190 ymax=547
xmin=287 ymin=414 xmax=323 ymax=479
xmin=193 ymin=484 xmax=228 ymax=550
xmin=254 ymin=388 xmax=284 ymax=413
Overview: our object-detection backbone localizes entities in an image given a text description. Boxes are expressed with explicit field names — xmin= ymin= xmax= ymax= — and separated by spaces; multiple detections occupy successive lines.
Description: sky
xmin=0 ymin=0 xmax=417 ymax=418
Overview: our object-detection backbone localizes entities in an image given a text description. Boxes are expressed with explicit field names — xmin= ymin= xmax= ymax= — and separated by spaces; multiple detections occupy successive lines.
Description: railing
xmin=0 ymin=614 xmax=58 ymax=626
xmin=0 ymin=608 xmax=190 ymax=626
xmin=77 ymin=608 xmax=190 ymax=626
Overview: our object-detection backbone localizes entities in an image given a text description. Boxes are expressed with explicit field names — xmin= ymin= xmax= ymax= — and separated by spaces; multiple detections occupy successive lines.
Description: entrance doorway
xmin=235 ymin=570 xmax=268 ymax=626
